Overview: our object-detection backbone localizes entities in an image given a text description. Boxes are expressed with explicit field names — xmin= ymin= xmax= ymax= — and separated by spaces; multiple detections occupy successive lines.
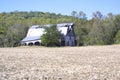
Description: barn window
xmin=34 ymin=42 xmax=40 ymax=45
xmin=28 ymin=42 xmax=33 ymax=46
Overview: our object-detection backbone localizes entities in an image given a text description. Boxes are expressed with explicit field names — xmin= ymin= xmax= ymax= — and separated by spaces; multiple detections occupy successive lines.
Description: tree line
xmin=0 ymin=11 xmax=120 ymax=47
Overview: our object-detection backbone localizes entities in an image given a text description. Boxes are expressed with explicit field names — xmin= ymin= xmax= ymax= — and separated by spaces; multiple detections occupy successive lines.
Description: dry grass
xmin=0 ymin=45 xmax=120 ymax=80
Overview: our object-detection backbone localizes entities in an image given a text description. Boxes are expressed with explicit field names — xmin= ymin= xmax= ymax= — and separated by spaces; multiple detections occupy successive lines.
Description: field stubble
xmin=0 ymin=45 xmax=120 ymax=80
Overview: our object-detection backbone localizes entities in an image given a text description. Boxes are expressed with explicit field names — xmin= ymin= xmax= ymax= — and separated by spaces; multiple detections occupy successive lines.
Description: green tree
xmin=74 ymin=11 xmax=88 ymax=46
xmin=114 ymin=14 xmax=120 ymax=44
xmin=101 ymin=13 xmax=115 ymax=44
xmin=78 ymin=11 xmax=87 ymax=19
xmin=41 ymin=25 xmax=61 ymax=47
xmin=71 ymin=11 xmax=77 ymax=18
xmin=87 ymin=11 xmax=105 ymax=45
xmin=5 ymin=23 xmax=28 ymax=47
xmin=114 ymin=14 xmax=120 ymax=32
xmin=115 ymin=30 xmax=120 ymax=44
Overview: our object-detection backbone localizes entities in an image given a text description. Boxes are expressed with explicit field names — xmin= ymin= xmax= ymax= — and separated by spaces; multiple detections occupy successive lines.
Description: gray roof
xmin=22 ymin=36 xmax=40 ymax=42
xmin=57 ymin=23 xmax=74 ymax=27
xmin=31 ymin=23 xmax=74 ymax=28
xmin=30 ymin=25 xmax=42 ymax=29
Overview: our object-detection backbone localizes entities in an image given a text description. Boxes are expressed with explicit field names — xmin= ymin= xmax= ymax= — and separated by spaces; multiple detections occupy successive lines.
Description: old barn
xmin=21 ymin=23 xmax=76 ymax=46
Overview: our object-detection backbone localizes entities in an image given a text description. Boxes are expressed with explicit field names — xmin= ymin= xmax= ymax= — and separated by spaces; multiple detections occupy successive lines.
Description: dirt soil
xmin=0 ymin=45 xmax=120 ymax=80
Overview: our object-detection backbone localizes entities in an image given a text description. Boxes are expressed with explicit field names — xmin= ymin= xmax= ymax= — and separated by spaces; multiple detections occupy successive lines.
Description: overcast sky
xmin=0 ymin=0 xmax=120 ymax=19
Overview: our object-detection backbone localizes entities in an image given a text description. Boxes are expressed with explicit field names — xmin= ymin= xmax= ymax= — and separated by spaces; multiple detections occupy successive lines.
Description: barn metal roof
xmin=21 ymin=23 xmax=74 ymax=43
xmin=57 ymin=23 xmax=74 ymax=27
xmin=22 ymin=36 xmax=40 ymax=42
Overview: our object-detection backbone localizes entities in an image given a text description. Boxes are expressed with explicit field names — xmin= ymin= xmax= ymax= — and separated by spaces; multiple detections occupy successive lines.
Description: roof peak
xmin=31 ymin=22 xmax=74 ymax=28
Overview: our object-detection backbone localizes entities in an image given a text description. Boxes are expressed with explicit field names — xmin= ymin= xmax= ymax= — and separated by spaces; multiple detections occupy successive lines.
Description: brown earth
xmin=0 ymin=45 xmax=120 ymax=80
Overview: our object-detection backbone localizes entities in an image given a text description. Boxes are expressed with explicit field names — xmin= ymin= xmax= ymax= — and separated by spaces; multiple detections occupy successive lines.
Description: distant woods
xmin=0 ymin=11 xmax=120 ymax=47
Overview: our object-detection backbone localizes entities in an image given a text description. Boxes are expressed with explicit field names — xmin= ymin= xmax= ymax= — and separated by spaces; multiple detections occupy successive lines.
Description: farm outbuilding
xmin=21 ymin=23 xmax=76 ymax=46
